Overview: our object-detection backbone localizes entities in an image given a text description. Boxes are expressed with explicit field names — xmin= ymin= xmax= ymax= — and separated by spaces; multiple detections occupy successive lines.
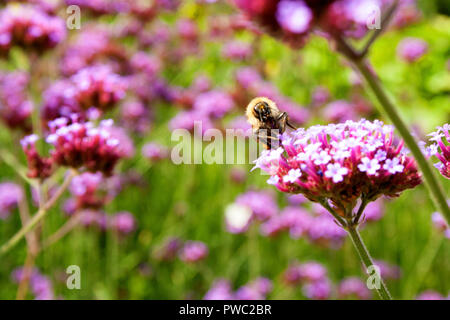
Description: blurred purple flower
xmin=0 ymin=4 xmax=66 ymax=55
xmin=0 ymin=182 xmax=23 ymax=219
xmin=222 ymin=40 xmax=252 ymax=61
xmin=338 ymin=277 xmax=371 ymax=299
xmin=142 ymin=142 xmax=169 ymax=162
xmin=276 ymin=0 xmax=313 ymax=34
xmin=193 ymin=90 xmax=234 ymax=118
xmin=303 ymin=279 xmax=332 ymax=300
xmin=204 ymin=279 xmax=233 ymax=300
xmin=416 ymin=290 xmax=445 ymax=300
xmin=0 ymin=71 xmax=33 ymax=131
xmin=236 ymin=190 xmax=278 ymax=221
xmin=397 ymin=37 xmax=428 ymax=63
xmin=180 ymin=241 xmax=209 ymax=263
xmin=110 ymin=211 xmax=136 ymax=235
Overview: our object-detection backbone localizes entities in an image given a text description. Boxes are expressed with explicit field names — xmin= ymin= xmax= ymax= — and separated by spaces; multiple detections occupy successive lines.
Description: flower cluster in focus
xmin=253 ymin=119 xmax=421 ymax=216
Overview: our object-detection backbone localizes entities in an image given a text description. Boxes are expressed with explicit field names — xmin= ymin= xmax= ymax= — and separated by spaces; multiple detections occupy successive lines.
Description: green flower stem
xmin=346 ymin=226 xmax=392 ymax=300
xmin=320 ymin=201 xmax=392 ymax=299
xmin=0 ymin=169 xmax=77 ymax=256
xmin=353 ymin=58 xmax=450 ymax=225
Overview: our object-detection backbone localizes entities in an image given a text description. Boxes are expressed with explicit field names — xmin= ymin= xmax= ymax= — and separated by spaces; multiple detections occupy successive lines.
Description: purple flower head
xmin=229 ymin=166 xmax=248 ymax=184
xmin=233 ymin=0 xmax=399 ymax=47
xmin=306 ymin=214 xmax=346 ymax=248
xmin=425 ymin=124 xmax=450 ymax=179
xmin=287 ymin=194 xmax=307 ymax=205
xmin=236 ymin=190 xmax=278 ymax=221
xmin=283 ymin=261 xmax=328 ymax=285
xmin=120 ymin=101 xmax=152 ymax=134
xmin=253 ymin=119 xmax=421 ymax=217
xmin=192 ymin=75 xmax=212 ymax=93
xmin=222 ymin=40 xmax=253 ymax=61
xmin=234 ymin=285 xmax=264 ymax=300
xmin=250 ymin=277 xmax=273 ymax=296
xmin=153 ymin=237 xmax=182 ymax=261
xmin=45 ymin=118 xmax=123 ymax=175
xmin=235 ymin=67 xmax=262 ymax=90
xmin=41 ymin=80 xmax=81 ymax=123
xmin=110 ymin=211 xmax=136 ymax=235
xmin=0 ymin=4 xmax=66 ymax=55
xmin=338 ymin=277 xmax=371 ymax=299
xmin=0 ymin=71 xmax=33 ymax=130
xmin=261 ymin=206 xmax=311 ymax=238
xmin=0 ymin=182 xmax=23 ymax=219
xmin=416 ymin=290 xmax=445 ymax=300
xmin=180 ymin=241 xmax=209 ymax=263
xmin=68 ymin=172 xmax=121 ymax=210
xmin=21 ymin=134 xmax=54 ymax=180
xmin=69 ymin=172 xmax=103 ymax=197
xmin=71 ymin=65 xmax=127 ymax=112
xmin=59 ymin=26 xmax=127 ymax=76
xmin=276 ymin=0 xmax=313 ymax=34
xmin=80 ymin=209 xmax=107 ymax=230
xmin=104 ymin=125 xmax=135 ymax=159
xmin=311 ymin=86 xmax=330 ymax=106
xmin=176 ymin=19 xmax=198 ymax=41
xmin=204 ymin=279 xmax=233 ymax=300
xmin=130 ymin=51 xmax=162 ymax=78
xmin=12 ymin=267 xmax=54 ymax=300
xmin=193 ymin=90 xmax=234 ymax=119
xmin=397 ymin=37 xmax=428 ymax=63
xmin=227 ymin=116 xmax=252 ymax=137
xmin=169 ymin=110 xmax=214 ymax=134
xmin=142 ymin=143 xmax=170 ymax=162
xmin=431 ymin=210 xmax=450 ymax=239
xmin=303 ymin=279 xmax=332 ymax=300
xmin=323 ymin=100 xmax=357 ymax=122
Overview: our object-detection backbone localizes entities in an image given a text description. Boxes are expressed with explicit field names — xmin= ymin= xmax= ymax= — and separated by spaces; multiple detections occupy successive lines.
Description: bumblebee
xmin=246 ymin=97 xmax=296 ymax=149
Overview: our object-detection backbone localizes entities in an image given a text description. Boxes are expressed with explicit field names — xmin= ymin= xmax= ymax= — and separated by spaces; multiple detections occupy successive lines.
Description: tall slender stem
xmin=346 ymin=226 xmax=392 ymax=300
xmin=334 ymin=35 xmax=450 ymax=225
xmin=353 ymin=58 xmax=450 ymax=224
xmin=0 ymin=169 xmax=77 ymax=256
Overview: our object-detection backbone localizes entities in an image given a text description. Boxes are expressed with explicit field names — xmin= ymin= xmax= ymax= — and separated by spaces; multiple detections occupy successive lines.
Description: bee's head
xmin=253 ymin=101 xmax=270 ymax=122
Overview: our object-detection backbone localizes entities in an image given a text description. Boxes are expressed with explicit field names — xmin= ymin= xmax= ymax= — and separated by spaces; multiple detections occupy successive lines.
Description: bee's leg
xmin=255 ymin=129 xmax=280 ymax=150
xmin=277 ymin=112 xmax=296 ymax=130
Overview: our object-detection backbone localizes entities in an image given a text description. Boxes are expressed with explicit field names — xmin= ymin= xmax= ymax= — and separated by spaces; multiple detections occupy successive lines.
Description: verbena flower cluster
xmin=21 ymin=118 xmax=123 ymax=177
xmin=225 ymin=189 xmax=387 ymax=248
xmin=204 ymin=277 xmax=272 ymax=300
xmin=0 ymin=3 xmax=66 ymax=55
xmin=0 ymin=182 xmax=23 ymax=219
xmin=0 ymin=71 xmax=33 ymax=131
xmin=281 ymin=258 xmax=400 ymax=299
xmin=152 ymin=238 xmax=209 ymax=263
xmin=233 ymin=0 xmax=419 ymax=48
xmin=423 ymin=124 xmax=450 ymax=179
xmin=12 ymin=267 xmax=54 ymax=300
xmin=253 ymin=119 xmax=421 ymax=214
xmin=42 ymin=66 xmax=127 ymax=122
